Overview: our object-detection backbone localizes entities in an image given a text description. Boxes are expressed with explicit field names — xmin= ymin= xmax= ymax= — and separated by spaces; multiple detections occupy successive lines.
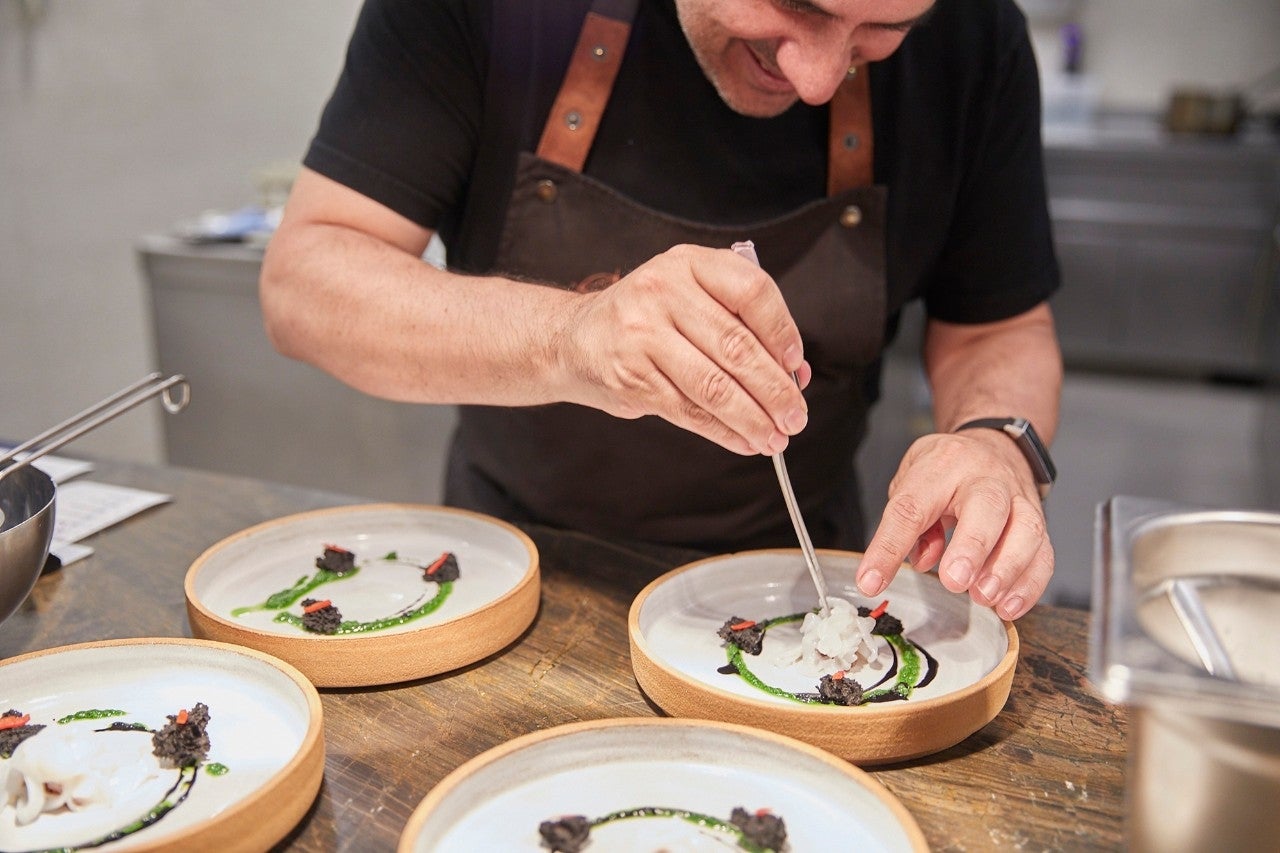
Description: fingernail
xmin=860 ymin=570 xmax=885 ymax=596
xmin=784 ymin=408 xmax=808 ymax=434
xmin=977 ymin=575 xmax=1001 ymax=602
xmin=999 ymin=596 xmax=1026 ymax=620
xmin=783 ymin=344 xmax=802 ymax=371
xmin=945 ymin=558 xmax=975 ymax=589
xmin=766 ymin=431 xmax=788 ymax=455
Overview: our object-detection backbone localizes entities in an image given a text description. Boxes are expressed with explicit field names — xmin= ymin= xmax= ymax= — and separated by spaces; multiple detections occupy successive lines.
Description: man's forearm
xmin=261 ymin=221 xmax=578 ymax=407
xmin=922 ymin=303 xmax=1063 ymax=443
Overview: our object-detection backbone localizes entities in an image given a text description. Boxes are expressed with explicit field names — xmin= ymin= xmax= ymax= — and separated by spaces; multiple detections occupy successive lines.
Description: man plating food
xmin=260 ymin=0 xmax=1062 ymax=620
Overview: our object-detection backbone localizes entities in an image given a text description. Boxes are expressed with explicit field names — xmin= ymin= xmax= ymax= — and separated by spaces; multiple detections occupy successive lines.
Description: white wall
xmin=1 ymin=0 xmax=1277 ymax=465
xmin=1026 ymin=0 xmax=1280 ymax=112
xmin=0 ymin=0 xmax=361 ymax=460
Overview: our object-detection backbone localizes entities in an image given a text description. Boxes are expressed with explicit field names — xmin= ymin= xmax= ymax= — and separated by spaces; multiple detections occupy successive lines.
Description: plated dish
xmin=185 ymin=503 xmax=539 ymax=687
xmin=0 ymin=638 xmax=323 ymax=852
xmin=397 ymin=717 xmax=927 ymax=852
xmin=629 ymin=550 xmax=1018 ymax=764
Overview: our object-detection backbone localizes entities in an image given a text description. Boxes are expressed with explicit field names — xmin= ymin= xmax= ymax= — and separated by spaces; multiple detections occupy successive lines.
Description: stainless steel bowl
xmin=0 ymin=373 xmax=189 ymax=627
xmin=0 ymin=463 xmax=55 ymax=624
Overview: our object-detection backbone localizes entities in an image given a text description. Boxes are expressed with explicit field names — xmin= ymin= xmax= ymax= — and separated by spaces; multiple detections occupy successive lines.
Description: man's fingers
xmin=644 ymin=333 xmax=783 ymax=454
xmin=593 ymin=245 xmax=806 ymax=450
xmin=683 ymin=248 xmax=808 ymax=434
xmin=857 ymin=492 xmax=940 ymax=596
xmin=936 ymin=475 xmax=1015 ymax=593
xmin=722 ymin=243 xmax=806 ymax=374
xmin=961 ymin=493 xmax=1049 ymax=607
xmin=908 ymin=521 xmax=947 ymax=573
xmin=611 ymin=349 xmax=758 ymax=455
xmin=994 ymin=538 xmax=1054 ymax=620
xmin=859 ymin=431 xmax=1055 ymax=619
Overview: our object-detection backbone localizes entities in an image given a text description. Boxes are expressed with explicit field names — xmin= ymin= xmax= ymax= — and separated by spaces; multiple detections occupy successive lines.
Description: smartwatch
xmin=954 ymin=417 xmax=1057 ymax=499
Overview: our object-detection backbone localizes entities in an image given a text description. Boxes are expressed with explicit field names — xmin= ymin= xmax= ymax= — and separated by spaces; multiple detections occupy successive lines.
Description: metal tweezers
xmin=730 ymin=240 xmax=832 ymax=615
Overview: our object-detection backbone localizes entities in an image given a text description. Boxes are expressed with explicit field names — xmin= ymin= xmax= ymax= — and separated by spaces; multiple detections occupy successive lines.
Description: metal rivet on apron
xmin=536 ymin=179 xmax=558 ymax=203
xmin=591 ymin=45 xmax=608 ymax=60
xmin=565 ymin=110 xmax=582 ymax=131
xmin=839 ymin=205 xmax=863 ymax=228
xmin=843 ymin=133 xmax=860 ymax=150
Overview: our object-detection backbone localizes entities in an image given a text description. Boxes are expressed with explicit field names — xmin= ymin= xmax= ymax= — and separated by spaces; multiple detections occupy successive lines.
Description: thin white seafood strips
xmin=775 ymin=597 xmax=883 ymax=676
xmin=2 ymin=725 xmax=159 ymax=826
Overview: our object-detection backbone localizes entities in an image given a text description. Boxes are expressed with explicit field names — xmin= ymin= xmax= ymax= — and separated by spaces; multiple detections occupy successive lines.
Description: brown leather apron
xmin=446 ymin=0 xmax=887 ymax=552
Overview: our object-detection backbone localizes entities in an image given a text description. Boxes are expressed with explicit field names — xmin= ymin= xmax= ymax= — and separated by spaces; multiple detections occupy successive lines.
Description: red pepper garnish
xmin=755 ymin=807 xmax=773 ymax=817
xmin=832 ymin=670 xmax=846 ymax=681
xmin=303 ymin=599 xmax=332 ymax=614
xmin=323 ymin=543 xmax=351 ymax=554
xmin=0 ymin=713 xmax=30 ymax=731
xmin=729 ymin=620 xmax=757 ymax=631
xmin=424 ymin=552 xmax=451 ymax=576
xmin=176 ymin=708 xmax=189 ymax=725
xmin=869 ymin=599 xmax=890 ymax=619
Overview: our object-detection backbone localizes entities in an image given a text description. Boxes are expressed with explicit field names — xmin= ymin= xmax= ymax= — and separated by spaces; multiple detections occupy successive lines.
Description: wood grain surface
xmin=0 ymin=460 xmax=1128 ymax=851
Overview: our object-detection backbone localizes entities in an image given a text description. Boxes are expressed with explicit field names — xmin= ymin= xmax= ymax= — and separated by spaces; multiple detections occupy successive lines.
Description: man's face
xmin=675 ymin=0 xmax=936 ymax=117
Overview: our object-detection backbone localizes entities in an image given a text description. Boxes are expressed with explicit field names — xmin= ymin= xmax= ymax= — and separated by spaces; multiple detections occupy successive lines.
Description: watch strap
xmin=954 ymin=417 xmax=1056 ymax=499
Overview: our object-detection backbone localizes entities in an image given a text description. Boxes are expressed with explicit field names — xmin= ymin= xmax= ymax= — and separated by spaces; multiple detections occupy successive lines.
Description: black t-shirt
xmin=305 ymin=0 xmax=1058 ymax=335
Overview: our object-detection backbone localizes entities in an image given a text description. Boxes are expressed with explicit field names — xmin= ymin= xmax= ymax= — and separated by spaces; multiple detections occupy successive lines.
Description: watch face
xmin=1007 ymin=419 xmax=1056 ymax=487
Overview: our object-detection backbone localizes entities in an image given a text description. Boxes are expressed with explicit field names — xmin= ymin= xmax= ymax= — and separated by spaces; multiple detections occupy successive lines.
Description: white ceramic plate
xmin=398 ymin=718 xmax=927 ymax=852
xmin=0 ymin=638 xmax=323 ymax=852
xmin=629 ymin=550 xmax=1018 ymax=764
xmin=185 ymin=504 xmax=540 ymax=687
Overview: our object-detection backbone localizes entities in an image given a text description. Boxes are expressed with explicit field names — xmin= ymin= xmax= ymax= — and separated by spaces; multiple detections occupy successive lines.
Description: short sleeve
xmin=302 ymin=0 xmax=490 ymax=232
xmin=922 ymin=3 xmax=1060 ymax=323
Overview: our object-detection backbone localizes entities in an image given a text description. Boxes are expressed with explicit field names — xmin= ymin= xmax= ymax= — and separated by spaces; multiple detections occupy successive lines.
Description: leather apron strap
xmin=535 ymin=0 xmax=638 ymax=173
xmin=537 ymin=0 xmax=874 ymax=193
xmin=827 ymin=65 xmax=874 ymax=194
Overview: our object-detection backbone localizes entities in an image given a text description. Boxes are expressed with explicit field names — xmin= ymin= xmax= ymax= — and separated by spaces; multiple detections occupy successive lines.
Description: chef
xmin=260 ymin=0 xmax=1063 ymax=620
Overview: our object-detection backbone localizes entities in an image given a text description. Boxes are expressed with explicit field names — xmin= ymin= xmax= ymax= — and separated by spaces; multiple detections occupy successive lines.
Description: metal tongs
xmin=0 ymin=373 xmax=190 ymax=487
xmin=731 ymin=241 xmax=832 ymax=616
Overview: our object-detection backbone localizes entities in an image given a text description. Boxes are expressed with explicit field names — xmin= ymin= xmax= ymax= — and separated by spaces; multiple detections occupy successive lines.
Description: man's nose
xmin=774 ymin=35 xmax=854 ymax=105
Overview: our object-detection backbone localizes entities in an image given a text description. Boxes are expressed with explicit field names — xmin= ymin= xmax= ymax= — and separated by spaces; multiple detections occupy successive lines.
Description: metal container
xmin=0 ymin=374 xmax=189 ymax=626
xmin=1092 ymin=497 xmax=1280 ymax=852
xmin=0 ymin=464 xmax=55 ymax=624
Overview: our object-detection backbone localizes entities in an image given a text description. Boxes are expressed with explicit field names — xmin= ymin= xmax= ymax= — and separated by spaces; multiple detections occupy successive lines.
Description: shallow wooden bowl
xmin=185 ymin=503 xmax=539 ymax=687
xmin=398 ymin=717 xmax=927 ymax=851
xmin=629 ymin=549 xmax=1018 ymax=765
xmin=0 ymin=637 xmax=323 ymax=852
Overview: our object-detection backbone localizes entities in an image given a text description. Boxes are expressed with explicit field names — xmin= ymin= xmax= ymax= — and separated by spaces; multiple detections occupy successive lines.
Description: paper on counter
xmin=32 ymin=454 xmax=95 ymax=484
xmin=0 ymin=449 xmax=95 ymax=484
xmin=48 ymin=541 xmax=94 ymax=569
xmin=51 ymin=480 xmax=171 ymax=546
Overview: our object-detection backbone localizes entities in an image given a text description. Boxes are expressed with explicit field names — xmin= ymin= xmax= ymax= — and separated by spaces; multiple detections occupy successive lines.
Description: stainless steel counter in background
xmin=138 ymin=234 xmax=457 ymax=505
xmin=1043 ymin=117 xmax=1280 ymax=380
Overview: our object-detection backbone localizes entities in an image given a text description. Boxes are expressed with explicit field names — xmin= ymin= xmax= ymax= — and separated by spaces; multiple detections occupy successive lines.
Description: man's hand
xmin=553 ymin=244 xmax=812 ymax=456
xmin=855 ymin=426 xmax=1055 ymax=621
xmin=263 ymin=173 xmax=812 ymax=447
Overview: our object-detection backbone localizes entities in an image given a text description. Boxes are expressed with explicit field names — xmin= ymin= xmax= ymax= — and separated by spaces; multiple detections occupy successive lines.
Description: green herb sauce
xmin=591 ymin=807 xmax=773 ymax=852
xmin=231 ymin=566 xmax=360 ymax=616
xmin=56 ymin=709 xmax=127 ymax=725
xmin=724 ymin=611 xmax=930 ymax=705
xmin=273 ymin=580 xmax=453 ymax=635
xmin=37 ymin=764 xmax=200 ymax=852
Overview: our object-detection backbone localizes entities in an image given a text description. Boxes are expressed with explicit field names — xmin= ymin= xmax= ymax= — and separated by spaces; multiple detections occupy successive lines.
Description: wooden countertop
xmin=0 ymin=460 xmax=1128 ymax=851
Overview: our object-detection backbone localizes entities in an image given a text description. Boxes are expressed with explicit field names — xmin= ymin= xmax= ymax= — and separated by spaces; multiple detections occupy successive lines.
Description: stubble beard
xmin=675 ymin=11 xmax=797 ymax=118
